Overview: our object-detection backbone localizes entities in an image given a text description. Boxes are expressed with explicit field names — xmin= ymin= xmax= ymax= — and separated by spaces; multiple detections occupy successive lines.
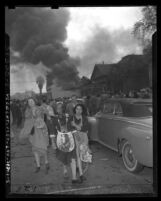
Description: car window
xmin=102 ymin=102 xmax=123 ymax=115
xmin=102 ymin=102 xmax=114 ymax=114
xmin=113 ymin=103 xmax=123 ymax=115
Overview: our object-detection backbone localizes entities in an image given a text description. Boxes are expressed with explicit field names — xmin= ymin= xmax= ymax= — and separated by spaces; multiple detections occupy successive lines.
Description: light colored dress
xmin=19 ymin=107 xmax=34 ymax=139
xmin=29 ymin=107 xmax=49 ymax=156
xmin=19 ymin=106 xmax=49 ymax=156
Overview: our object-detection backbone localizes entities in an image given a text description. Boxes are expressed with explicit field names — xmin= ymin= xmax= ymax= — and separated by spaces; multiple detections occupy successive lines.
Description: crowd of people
xmin=10 ymin=89 xmax=152 ymax=184
xmin=10 ymin=87 xmax=152 ymax=129
xmin=10 ymin=95 xmax=92 ymax=184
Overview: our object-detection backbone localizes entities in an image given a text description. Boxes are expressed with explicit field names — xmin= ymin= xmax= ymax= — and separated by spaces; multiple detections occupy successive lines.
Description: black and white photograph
xmin=5 ymin=5 xmax=157 ymax=196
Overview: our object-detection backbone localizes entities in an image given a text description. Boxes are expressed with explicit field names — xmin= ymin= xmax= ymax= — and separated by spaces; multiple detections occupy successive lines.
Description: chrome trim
xmin=102 ymin=116 xmax=152 ymax=128
xmin=126 ymin=127 xmax=152 ymax=133
xmin=96 ymin=139 xmax=118 ymax=152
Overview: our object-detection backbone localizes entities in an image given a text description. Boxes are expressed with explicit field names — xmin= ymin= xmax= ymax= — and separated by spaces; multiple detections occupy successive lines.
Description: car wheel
xmin=121 ymin=140 xmax=144 ymax=173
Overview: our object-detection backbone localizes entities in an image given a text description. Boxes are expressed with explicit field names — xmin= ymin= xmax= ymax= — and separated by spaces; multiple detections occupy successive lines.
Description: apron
xmin=56 ymin=116 xmax=75 ymax=152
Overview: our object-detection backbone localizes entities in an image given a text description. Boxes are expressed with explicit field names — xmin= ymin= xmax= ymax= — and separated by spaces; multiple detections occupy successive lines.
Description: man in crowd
xmin=16 ymin=100 xmax=23 ymax=128
xmin=65 ymin=95 xmax=78 ymax=116
xmin=41 ymin=98 xmax=56 ymax=146
xmin=50 ymin=99 xmax=57 ymax=114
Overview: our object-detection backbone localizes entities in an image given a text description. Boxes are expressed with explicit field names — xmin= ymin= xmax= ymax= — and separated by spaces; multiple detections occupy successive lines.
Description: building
xmin=90 ymin=63 xmax=117 ymax=94
xmin=88 ymin=55 xmax=150 ymax=95
xmin=46 ymin=84 xmax=80 ymax=99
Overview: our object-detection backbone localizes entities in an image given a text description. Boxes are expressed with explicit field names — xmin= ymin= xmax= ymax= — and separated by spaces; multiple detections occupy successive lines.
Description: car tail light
xmin=146 ymin=136 xmax=151 ymax=140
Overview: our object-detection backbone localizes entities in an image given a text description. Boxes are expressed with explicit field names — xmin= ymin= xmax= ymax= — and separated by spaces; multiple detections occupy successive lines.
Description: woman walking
xmin=68 ymin=103 xmax=91 ymax=183
xmin=50 ymin=102 xmax=72 ymax=179
xmin=19 ymin=98 xmax=49 ymax=174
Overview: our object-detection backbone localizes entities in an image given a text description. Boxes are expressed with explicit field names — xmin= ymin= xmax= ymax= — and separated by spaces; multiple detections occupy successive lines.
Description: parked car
xmin=88 ymin=98 xmax=152 ymax=173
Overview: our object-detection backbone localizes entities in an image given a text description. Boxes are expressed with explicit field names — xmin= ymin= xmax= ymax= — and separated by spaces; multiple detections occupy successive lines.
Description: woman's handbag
xmin=79 ymin=144 xmax=92 ymax=163
xmin=74 ymin=131 xmax=92 ymax=163
xmin=56 ymin=131 xmax=75 ymax=152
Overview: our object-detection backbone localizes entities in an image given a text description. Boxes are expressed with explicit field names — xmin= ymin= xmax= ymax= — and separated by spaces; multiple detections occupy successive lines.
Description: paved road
xmin=10 ymin=127 xmax=154 ymax=195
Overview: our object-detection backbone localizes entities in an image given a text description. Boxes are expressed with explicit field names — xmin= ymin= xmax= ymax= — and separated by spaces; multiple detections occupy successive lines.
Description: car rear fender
xmin=119 ymin=126 xmax=153 ymax=167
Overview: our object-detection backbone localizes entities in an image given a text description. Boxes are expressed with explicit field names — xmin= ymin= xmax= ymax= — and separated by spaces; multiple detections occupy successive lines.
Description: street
xmin=10 ymin=127 xmax=153 ymax=195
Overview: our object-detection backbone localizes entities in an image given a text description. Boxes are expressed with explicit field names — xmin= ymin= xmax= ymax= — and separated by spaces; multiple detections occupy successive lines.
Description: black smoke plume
xmin=5 ymin=7 xmax=80 ymax=90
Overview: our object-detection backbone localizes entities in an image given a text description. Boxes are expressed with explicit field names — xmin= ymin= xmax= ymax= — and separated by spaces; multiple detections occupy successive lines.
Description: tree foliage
xmin=133 ymin=6 xmax=156 ymax=54
xmin=133 ymin=6 xmax=156 ymax=41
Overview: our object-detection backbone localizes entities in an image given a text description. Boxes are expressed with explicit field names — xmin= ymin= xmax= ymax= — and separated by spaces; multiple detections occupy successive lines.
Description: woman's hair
xmin=73 ymin=103 xmax=87 ymax=116
xmin=27 ymin=97 xmax=39 ymax=107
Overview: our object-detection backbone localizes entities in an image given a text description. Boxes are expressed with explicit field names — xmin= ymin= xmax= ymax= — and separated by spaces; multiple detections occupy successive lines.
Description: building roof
xmin=118 ymin=54 xmax=143 ymax=66
xmin=91 ymin=63 xmax=116 ymax=81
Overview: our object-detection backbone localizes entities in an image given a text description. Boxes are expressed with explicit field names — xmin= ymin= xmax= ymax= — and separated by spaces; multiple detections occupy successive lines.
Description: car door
xmin=97 ymin=102 xmax=123 ymax=151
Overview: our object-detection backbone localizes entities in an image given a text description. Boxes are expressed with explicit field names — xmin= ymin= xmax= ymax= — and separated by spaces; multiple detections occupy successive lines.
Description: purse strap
xmin=57 ymin=115 xmax=68 ymax=132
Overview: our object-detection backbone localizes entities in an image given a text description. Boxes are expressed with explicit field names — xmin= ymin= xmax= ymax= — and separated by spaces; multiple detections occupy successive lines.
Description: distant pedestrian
xmin=66 ymin=95 xmax=78 ymax=116
xmin=16 ymin=101 xmax=22 ymax=128
xmin=11 ymin=101 xmax=18 ymax=126
xmin=10 ymin=110 xmax=14 ymax=138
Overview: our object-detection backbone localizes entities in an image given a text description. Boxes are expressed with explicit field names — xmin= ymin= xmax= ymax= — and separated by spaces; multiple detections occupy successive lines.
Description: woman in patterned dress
xmin=67 ymin=103 xmax=90 ymax=183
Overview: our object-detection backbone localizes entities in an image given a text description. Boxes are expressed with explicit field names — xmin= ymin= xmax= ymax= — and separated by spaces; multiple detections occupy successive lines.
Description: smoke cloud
xmin=76 ymin=26 xmax=143 ymax=78
xmin=5 ymin=7 xmax=80 ymax=90
xmin=10 ymin=62 xmax=49 ymax=95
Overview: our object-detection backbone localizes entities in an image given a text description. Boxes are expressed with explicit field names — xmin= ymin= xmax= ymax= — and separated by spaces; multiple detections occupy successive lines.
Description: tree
xmin=36 ymin=76 xmax=45 ymax=96
xmin=133 ymin=6 xmax=156 ymax=51
xmin=133 ymin=6 xmax=156 ymax=88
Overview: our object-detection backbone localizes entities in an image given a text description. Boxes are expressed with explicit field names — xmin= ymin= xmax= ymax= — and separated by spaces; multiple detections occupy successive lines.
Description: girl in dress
xmin=67 ymin=103 xmax=90 ymax=183
xmin=50 ymin=103 xmax=74 ymax=179
xmin=51 ymin=102 xmax=85 ymax=184
xmin=29 ymin=106 xmax=49 ymax=174
xmin=19 ymin=98 xmax=49 ymax=174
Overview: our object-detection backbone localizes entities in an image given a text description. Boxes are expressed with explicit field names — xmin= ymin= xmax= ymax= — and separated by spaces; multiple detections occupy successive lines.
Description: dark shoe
xmin=76 ymin=167 xmax=79 ymax=174
xmin=45 ymin=163 xmax=50 ymax=174
xmin=79 ymin=175 xmax=86 ymax=183
xmin=63 ymin=171 xmax=68 ymax=178
xmin=35 ymin=167 xmax=40 ymax=173
xmin=72 ymin=179 xmax=81 ymax=184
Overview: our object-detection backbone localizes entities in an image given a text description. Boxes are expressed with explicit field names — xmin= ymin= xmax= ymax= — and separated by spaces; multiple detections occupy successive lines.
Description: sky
xmin=7 ymin=7 xmax=144 ymax=95
xmin=64 ymin=7 xmax=143 ymax=77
